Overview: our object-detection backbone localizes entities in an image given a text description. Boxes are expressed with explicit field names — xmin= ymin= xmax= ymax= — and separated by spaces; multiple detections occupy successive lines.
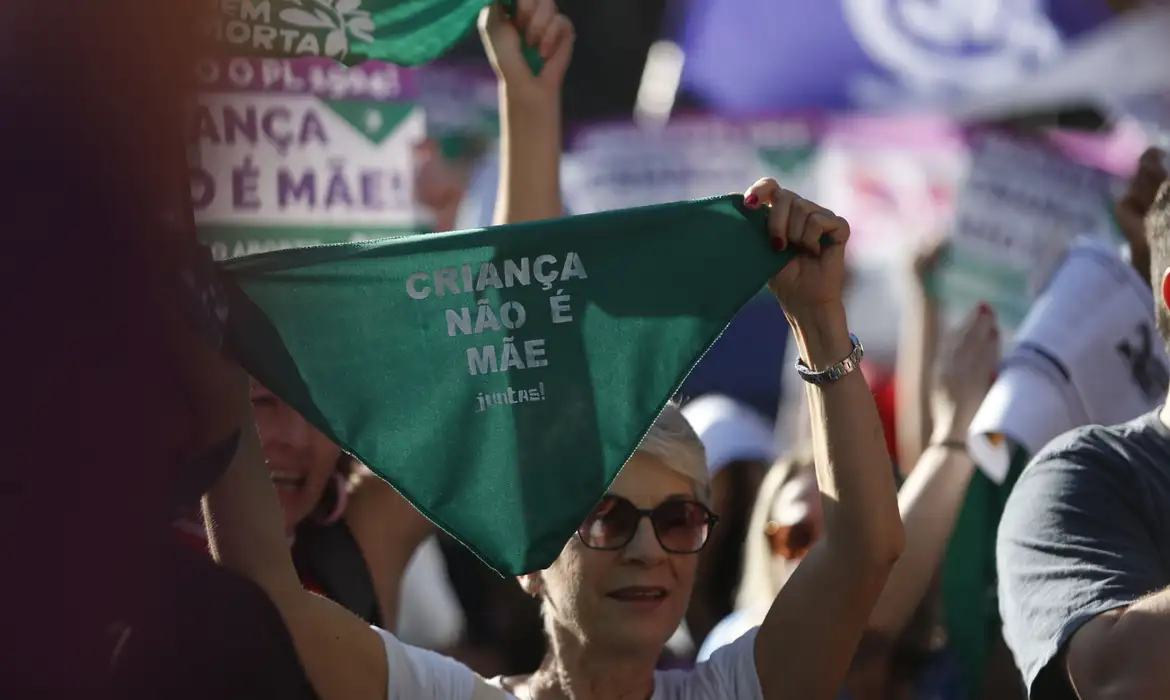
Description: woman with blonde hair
xmin=700 ymin=300 xmax=1001 ymax=700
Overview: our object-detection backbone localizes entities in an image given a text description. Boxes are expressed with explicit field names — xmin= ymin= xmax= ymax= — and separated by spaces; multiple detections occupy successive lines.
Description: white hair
xmin=635 ymin=402 xmax=711 ymax=505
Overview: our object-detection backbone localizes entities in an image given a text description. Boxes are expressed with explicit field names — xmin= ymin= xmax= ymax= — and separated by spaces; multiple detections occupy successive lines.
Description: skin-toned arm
xmin=344 ymin=466 xmax=435 ymax=632
xmin=479 ymin=0 xmax=574 ymax=226
xmin=1060 ymin=402 xmax=1170 ymax=700
xmin=870 ymin=304 xmax=999 ymax=637
xmin=744 ymin=179 xmax=905 ymax=700
xmin=894 ymin=240 xmax=945 ymax=476
xmin=203 ymin=385 xmax=389 ymax=700
xmin=1065 ymin=587 xmax=1170 ymax=700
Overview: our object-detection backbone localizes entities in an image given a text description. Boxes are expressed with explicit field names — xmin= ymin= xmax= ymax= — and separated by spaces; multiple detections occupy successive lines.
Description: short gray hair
xmin=634 ymin=402 xmax=711 ymax=505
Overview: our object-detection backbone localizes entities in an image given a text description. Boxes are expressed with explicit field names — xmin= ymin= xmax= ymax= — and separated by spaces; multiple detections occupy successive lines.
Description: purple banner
xmin=676 ymin=0 xmax=1117 ymax=114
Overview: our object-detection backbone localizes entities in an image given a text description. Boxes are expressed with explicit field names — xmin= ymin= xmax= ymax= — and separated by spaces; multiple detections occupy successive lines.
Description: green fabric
xmin=207 ymin=0 xmax=541 ymax=69
xmin=941 ymin=446 xmax=1030 ymax=698
xmin=223 ymin=194 xmax=797 ymax=575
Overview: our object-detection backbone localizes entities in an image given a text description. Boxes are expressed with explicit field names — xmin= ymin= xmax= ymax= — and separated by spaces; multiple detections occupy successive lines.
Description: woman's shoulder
xmin=655 ymin=626 xmax=763 ymax=700
xmin=369 ymin=625 xmax=515 ymax=700
xmin=696 ymin=606 xmax=767 ymax=663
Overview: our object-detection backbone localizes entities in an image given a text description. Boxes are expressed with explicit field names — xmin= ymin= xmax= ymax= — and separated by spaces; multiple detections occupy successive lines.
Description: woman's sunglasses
xmin=765 ymin=519 xmax=819 ymax=560
xmin=577 ymin=496 xmax=718 ymax=554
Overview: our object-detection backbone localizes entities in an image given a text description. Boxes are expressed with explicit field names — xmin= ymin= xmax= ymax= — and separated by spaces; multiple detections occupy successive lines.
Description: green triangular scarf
xmin=223 ymin=195 xmax=797 ymax=575
xmin=207 ymin=0 xmax=540 ymax=69
xmin=940 ymin=445 xmax=1029 ymax=697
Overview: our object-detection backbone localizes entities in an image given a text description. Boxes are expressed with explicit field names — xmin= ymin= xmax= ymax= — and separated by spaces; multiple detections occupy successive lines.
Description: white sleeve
xmin=654 ymin=627 xmax=763 ymax=700
xmin=371 ymin=625 xmax=478 ymax=700
xmin=396 ymin=536 xmax=465 ymax=649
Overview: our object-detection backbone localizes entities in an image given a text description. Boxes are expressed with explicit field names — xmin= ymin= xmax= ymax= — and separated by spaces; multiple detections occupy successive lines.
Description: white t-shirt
xmin=372 ymin=625 xmax=763 ymax=700
xmin=396 ymin=536 xmax=465 ymax=649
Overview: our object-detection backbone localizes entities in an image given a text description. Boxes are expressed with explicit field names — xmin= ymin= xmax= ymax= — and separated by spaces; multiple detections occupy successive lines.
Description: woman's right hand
xmin=929 ymin=303 xmax=1000 ymax=444
xmin=478 ymin=0 xmax=574 ymax=104
xmin=744 ymin=178 xmax=851 ymax=318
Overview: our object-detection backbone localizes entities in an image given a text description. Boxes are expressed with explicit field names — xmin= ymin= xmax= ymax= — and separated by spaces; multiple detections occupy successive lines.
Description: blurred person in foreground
xmin=701 ymin=300 xmax=1000 ymax=700
xmin=199 ymin=5 xmax=905 ymax=700
xmin=0 ymin=1 xmax=318 ymax=698
xmin=996 ymin=148 xmax=1170 ymax=700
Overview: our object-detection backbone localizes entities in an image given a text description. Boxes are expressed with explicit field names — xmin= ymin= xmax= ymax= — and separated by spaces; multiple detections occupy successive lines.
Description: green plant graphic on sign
xmin=279 ymin=0 xmax=376 ymax=61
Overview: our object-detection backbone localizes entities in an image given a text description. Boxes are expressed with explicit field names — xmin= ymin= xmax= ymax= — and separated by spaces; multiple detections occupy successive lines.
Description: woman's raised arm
xmin=479 ymin=0 xmax=573 ymax=225
xmin=744 ymin=179 xmax=905 ymax=700
xmin=202 ymin=371 xmax=390 ymax=700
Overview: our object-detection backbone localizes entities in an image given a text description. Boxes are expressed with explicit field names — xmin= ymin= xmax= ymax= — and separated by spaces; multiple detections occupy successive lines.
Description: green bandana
xmin=223 ymin=195 xmax=796 ymax=575
xmin=207 ymin=0 xmax=540 ymax=69
xmin=941 ymin=445 xmax=1029 ymax=697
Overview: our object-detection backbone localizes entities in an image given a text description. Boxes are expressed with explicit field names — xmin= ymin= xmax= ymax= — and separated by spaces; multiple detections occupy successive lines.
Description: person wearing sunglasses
xmin=198 ymin=3 xmax=903 ymax=700
xmin=699 ymin=302 xmax=1001 ymax=700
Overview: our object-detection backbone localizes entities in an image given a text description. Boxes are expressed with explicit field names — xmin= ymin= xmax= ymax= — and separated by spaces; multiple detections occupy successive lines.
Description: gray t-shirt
xmin=996 ymin=410 xmax=1170 ymax=699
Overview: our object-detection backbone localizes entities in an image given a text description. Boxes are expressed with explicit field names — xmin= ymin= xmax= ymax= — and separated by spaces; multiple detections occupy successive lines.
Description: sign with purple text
xmin=191 ymin=57 xmax=427 ymax=260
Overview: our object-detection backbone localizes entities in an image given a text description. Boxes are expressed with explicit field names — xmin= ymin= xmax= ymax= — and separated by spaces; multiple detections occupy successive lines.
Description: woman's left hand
xmin=745 ymin=178 xmax=850 ymax=317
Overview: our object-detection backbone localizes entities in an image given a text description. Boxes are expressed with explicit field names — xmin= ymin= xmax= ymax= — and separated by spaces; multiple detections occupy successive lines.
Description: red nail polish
xmin=745 ymin=194 xmax=760 ymax=209
xmin=977 ymin=302 xmax=991 ymax=315
xmin=771 ymin=237 xmax=786 ymax=251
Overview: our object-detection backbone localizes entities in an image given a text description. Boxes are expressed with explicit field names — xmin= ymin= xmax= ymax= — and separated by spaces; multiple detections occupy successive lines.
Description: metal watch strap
xmin=795 ymin=333 xmax=864 ymax=385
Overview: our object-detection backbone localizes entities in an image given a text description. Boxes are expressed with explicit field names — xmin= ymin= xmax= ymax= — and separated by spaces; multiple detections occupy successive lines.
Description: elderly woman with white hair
xmin=196 ymin=3 xmax=903 ymax=700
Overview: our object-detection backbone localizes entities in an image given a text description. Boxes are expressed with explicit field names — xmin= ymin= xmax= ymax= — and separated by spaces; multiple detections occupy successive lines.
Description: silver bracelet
xmin=795 ymin=333 xmax=864 ymax=386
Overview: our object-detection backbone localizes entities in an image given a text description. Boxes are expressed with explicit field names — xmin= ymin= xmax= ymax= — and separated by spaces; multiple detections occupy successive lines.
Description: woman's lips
xmin=606 ymin=586 xmax=668 ymax=609
xmin=269 ymin=469 xmax=306 ymax=493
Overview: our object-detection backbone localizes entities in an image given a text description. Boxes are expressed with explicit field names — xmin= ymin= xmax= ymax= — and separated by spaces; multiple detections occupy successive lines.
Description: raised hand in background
xmin=1116 ymin=147 xmax=1168 ymax=285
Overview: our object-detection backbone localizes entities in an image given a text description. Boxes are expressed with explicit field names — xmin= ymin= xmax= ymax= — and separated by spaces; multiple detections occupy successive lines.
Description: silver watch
xmin=795 ymin=333 xmax=864 ymax=385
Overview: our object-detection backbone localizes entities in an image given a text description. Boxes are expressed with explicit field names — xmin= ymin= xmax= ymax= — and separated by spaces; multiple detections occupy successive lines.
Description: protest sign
xmin=932 ymin=130 xmax=1121 ymax=336
xmin=222 ymin=194 xmax=797 ymax=575
xmin=562 ymin=116 xmax=818 ymax=215
xmin=677 ymin=0 xmax=1114 ymax=115
xmin=191 ymin=57 xmax=426 ymax=260
xmin=202 ymin=0 xmax=543 ymax=69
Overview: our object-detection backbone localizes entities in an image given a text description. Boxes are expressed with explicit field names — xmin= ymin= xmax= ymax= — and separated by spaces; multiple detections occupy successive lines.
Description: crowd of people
xmin=12 ymin=1 xmax=1170 ymax=699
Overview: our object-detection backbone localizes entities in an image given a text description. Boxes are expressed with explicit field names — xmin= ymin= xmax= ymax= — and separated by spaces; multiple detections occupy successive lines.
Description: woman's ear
xmin=518 ymin=572 xmax=543 ymax=597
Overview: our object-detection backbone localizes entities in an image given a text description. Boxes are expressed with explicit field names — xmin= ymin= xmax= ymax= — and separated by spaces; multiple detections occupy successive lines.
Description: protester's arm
xmin=744 ymin=179 xmax=904 ymax=700
xmin=479 ymin=0 xmax=573 ymax=226
xmin=870 ymin=304 xmax=998 ymax=636
xmin=997 ymin=436 xmax=1168 ymax=700
xmin=894 ymin=240 xmax=945 ymax=475
xmin=344 ymin=466 xmax=435 ymax=632
xmin=1065 ymin=589 xmax=1170 ymax=700
xmin=204 ymin=393 xmax=390 ymax=700
xmin=1115 ymin=147 xmax=1166 ymax=286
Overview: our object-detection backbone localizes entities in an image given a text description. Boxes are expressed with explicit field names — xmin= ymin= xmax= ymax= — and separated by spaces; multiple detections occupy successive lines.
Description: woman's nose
xmin=620 ymin=517 xmax=667 ymax=563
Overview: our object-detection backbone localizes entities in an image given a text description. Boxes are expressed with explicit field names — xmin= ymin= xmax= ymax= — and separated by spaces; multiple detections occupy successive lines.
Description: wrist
xmin=500 ymin=84 xmax=560 ymax=118
xmin=929 ymin=420 xmax=969 ymax=446
xmin=787 ymin=302 xmax=853 ymax=371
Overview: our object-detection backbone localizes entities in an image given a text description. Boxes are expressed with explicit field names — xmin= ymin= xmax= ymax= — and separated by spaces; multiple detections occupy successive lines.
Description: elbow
xmin=872 ymin=517 xmax=905 ymax=571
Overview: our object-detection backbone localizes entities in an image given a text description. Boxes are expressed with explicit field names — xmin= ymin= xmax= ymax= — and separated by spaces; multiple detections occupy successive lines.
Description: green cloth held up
xmin=207 ymin=0 xmax=540 ymax=69
xmin=940 ymin=445 xmax=1030 ymax=698
xmin=223 ymin=195 xmax=797 ymax=575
